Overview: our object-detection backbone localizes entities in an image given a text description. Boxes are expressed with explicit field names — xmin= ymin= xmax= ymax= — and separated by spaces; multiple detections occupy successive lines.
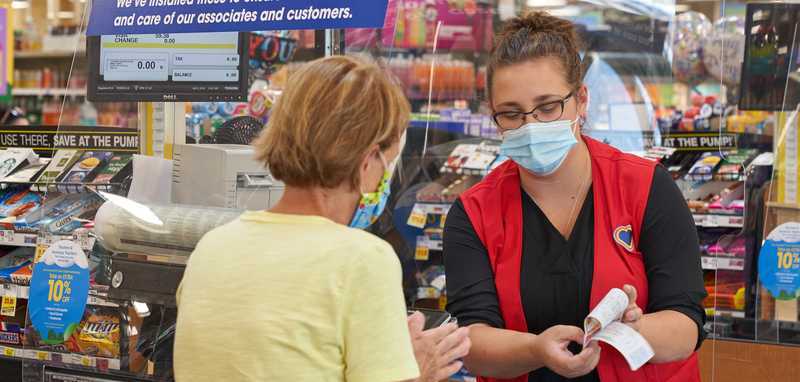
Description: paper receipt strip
xmin=583 ymin=288 xmax=655 ymax=371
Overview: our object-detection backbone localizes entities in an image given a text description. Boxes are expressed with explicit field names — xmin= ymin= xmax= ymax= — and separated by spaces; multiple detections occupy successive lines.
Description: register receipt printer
xmin=172 ymin=144 xmax=284 ymax=210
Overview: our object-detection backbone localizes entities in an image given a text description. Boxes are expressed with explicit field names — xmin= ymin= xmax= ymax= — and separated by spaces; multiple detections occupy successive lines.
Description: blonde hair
xmin=254 ymin=55 xmax=410 ymax=190
xmin=268 ymin=63 xmax=302 ymax=90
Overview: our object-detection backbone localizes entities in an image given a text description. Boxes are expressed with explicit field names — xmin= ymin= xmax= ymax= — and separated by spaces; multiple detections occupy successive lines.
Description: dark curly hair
xmin=488 ymin=11 xmax=584 ymax=101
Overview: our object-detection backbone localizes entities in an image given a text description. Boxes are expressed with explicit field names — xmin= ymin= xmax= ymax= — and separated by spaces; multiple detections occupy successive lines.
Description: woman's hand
xmin=532 ymin=325 xmax=601 ymax=378
xmin=622 ymin=284 xmax=644 ymax=332
xmin=407 ymin=312 xmax=471 ymax=382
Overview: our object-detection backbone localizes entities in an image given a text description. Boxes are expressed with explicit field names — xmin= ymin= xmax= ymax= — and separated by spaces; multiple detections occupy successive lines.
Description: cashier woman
xmin=443 ymin=12 xmax=707 ymax=382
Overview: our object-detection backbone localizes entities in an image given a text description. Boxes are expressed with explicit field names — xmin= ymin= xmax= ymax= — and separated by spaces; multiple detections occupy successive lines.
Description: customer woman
xmin=175 ymin=55 xmax=470 ymax=381
xmin=443 ymin=12 xmax=706 ymax=382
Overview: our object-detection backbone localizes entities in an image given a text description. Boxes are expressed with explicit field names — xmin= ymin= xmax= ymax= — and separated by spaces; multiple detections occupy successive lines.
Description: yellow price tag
xmin=1 ymin=296 xmax=16 ymax=317
xmin=407 ymin=212 xmax=427 ymax=228
xmin=37 ymin=351 xmax=48 ymax=361
xmin=415 ymin=246 xmax=429 ymax=261
xmin=81 ymin=356 xmax=91 ymax=366
xmin=3 ymin=347 xmax=14 ymax=357
xmin=34 ymin=245 xmax=48 ymax=264
xmin=418 ymin=287 xmax=438 ymax=299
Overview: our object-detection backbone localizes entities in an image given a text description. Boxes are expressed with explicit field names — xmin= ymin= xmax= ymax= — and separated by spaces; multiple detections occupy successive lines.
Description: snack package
xmin=684 ymin=153 xmax=723 ymax=181
xmin=665 ymin=152 xmax=703 ymax=176
xmin=1 ymin=159 xmax=49 ymax=184
xmin=0 ymin=188 xmax=42 ymax=218
xmin=11 ymin=194 xmax=67 ymax=233
xmin=0 ymin=149 xmax=38 ymax=179
xmin=443 ymin=144 xmax=478 ymax=173
xmin=716 ymin=150 xmax=757 ymax=180
xmin=32 ymin=150 xmax=81 ymax=192
xmin=58 ymin=151 xmax=114 ymax=193
xmin=91 ymin=154 xmax=133 ymax=187
xmin=0 ymin=321 xmax=24 ymax=346
xmin=15 ymin=193 xmax=103 ymax=234
xmin=706 ymin=183 xmax=746 ymax=215
xmin=462 ymin=143 xmax=499 ymax=173
xmin=28 ymin=306 xmax=122 ymax=359
xmin=0 ymin=299 xmax=28 ymax=346
xmin=10 ymin=263 xmax=32 ymax=285
xmin=0 ymin=249 xmax=34 ymax=282
xmin=71 ymin=307 xmax=122 ymax=359
xmin=0 ymin=188 xmax=19 ymax=208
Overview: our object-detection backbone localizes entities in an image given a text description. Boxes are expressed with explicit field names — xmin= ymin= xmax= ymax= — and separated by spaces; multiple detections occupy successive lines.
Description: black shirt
xmin=443 ymin=166 xmax=707 ymax=382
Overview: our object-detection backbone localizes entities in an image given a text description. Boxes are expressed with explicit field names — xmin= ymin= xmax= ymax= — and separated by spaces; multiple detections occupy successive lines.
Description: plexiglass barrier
xmin=0 ymin=1 xmax=795 ymax=381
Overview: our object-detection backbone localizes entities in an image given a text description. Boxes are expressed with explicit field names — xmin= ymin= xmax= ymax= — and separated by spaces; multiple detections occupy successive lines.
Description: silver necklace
xmin=565 ymin=156 xmax=592 ymax=235
xmin=524 ymin=152 xmax=592 ymax=238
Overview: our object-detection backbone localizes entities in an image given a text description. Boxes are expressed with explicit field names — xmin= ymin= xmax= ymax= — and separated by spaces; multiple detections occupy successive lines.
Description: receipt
xmin=589 ymin=322 xmax=655 ymax=371
xmin=583 ymin=288 xmax=655 ymax=371
xmin=584 ymin=288 xmax=628 ymax=344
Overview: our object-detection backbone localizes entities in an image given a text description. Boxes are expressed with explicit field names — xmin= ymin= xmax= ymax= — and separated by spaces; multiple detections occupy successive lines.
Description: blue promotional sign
xmin=28 ymin=240 xmax=90 ymax=345
xmin=87 ymin=0 xmax=389 ymax=35
xmin=758 ymin=223 xmax=800 ymax=300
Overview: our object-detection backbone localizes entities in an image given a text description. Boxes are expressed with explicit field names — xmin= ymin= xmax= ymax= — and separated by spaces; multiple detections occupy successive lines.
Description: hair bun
xmin=488 ymin=11 xmax=585 ymax=100
xmin=507 ymin=11 xmax=573 ymax=34
xmin=494 ymin=10 xmax=582 ymax=57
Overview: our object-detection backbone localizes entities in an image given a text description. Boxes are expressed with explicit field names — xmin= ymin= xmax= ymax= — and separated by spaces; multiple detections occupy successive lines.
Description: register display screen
xmin=88 ymin=32 xmax=248 ymax=102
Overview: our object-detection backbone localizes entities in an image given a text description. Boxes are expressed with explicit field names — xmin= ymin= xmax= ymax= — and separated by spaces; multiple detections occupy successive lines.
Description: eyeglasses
xmin=492 ymin=91 xmax=574 ymax=130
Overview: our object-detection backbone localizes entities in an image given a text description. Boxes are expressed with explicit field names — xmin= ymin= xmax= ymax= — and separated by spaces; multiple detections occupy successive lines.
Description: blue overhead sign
xmin=87 ymin=0 xmax=389 ymax=35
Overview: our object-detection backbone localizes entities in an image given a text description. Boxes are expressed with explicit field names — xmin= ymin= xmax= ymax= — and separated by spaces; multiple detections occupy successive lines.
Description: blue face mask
xmin=349 ymin=152 xmax=397 ymax=229
xmin=499 ymin=118 xmax=579 ymax=176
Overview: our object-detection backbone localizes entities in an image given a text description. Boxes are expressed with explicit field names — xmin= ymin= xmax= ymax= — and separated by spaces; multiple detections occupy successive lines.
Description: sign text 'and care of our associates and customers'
xmin=87 ymin=0 xmax=390 ymax=35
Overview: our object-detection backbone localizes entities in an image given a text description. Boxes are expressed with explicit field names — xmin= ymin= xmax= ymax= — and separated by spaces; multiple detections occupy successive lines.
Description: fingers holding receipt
xmin=583 ymin=287 xmax=655 ymax=371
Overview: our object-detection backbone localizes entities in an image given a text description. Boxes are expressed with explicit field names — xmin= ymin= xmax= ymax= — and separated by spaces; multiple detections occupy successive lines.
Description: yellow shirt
xmin=175 ymin=211 xmax=419 ymax=382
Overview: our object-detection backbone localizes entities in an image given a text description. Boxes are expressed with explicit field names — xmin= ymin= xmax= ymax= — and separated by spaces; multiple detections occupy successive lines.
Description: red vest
xmin=459 ymin=137 xmax=700 ymax=382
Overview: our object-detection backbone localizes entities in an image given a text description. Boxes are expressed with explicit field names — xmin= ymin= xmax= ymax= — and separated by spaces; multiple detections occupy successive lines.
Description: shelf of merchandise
xmin=693 ymin=214 xmax=744 ymax=228
xmin=0 ymin=345 xmax=120 ymax=370
xmin=14 ymin=51 xmax=86 ymax=59
xmin=409 ymin=119 xmax=490 ymax=138
xmin=0 ymin=283 xmax=119 ymax=308
xmin=441 ymin=167 xmax=489 ymax=176
xmin=685 ymin=174 xmax=743 ymax=182
xmin=0 ymin=231 xmax=95 ymax=251
xmin=12 ymin=88 xmax=86 ymax=97
xmin=701 ymin=256 xmax=746 ymax=271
